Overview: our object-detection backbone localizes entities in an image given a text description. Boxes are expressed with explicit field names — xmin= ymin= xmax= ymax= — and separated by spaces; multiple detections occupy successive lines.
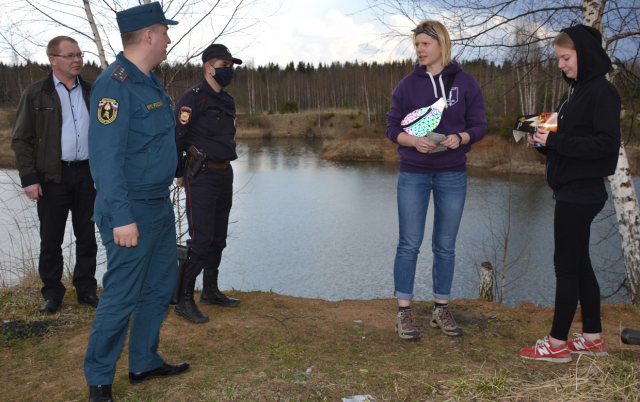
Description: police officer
xmin=173 ymin=44 xmax=241 ymax=323
xmin=84 ymin=3 xmax=188 ymax=401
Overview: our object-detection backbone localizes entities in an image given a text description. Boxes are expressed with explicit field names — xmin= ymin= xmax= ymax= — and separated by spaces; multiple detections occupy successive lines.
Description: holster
xmin=187 ymin=145 xmax=208 ymax=179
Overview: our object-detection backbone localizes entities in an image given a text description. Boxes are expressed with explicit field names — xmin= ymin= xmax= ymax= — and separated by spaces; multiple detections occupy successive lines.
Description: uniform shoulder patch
xmin=97 ymin=98 xmax=119 ymax=125
xmin=110 ymin=65 xmax=128 ymax=83
xmin=179 ymin=106 xmax=192 ymax=125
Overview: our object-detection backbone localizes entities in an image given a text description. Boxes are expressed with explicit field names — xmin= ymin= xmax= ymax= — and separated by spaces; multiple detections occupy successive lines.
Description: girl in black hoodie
xmin=519 ymin=25 xmax=620 ymax=362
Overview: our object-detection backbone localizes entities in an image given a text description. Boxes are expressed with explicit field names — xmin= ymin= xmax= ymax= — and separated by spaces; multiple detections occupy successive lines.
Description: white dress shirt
xmin=53 ymin=73 xmax=90 ymax=161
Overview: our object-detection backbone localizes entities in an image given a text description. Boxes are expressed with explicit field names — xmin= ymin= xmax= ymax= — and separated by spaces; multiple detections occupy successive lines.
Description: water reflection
xmin=222 ymin=138 xmax=627 ymax=306
xmin=0 ymin=138 xmax=630 ymax=306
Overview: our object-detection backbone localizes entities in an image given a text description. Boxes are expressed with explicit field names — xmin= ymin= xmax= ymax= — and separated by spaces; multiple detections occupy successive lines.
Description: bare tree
xmin=368 ymin=0 xmax=640 ymax=303
xmin=0 ymin=0 xmax=279 ymax=87
xmin=465 ymin=146 xmax=533 ymax=305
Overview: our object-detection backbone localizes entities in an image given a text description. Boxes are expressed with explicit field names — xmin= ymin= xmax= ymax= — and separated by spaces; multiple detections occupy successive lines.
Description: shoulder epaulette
xmin=192 ymin=87 xmax=201 ymax=93
xmin=110 ymin=65 xmax=128 ymax=83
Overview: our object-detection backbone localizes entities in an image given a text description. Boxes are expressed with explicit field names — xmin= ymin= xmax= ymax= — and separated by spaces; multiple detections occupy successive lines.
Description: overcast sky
xmin=232 ymin=0 xmax=413 ymax=66
xmin=0 ymin=0 xmax=418 ymax=67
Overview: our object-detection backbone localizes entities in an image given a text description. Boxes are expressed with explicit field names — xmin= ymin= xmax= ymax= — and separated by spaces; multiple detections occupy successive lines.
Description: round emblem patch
xmin=97 ymin=98 xmax=119 ymax=125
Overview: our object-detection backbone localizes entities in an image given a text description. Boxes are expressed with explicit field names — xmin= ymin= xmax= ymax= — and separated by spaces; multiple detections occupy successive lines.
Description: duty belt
xmin=188 ymin=154 xmax=231 ymax=170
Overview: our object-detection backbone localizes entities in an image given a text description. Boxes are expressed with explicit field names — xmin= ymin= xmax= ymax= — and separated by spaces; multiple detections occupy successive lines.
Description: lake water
xmin=0 ymin=138 xmax=632 ymax=306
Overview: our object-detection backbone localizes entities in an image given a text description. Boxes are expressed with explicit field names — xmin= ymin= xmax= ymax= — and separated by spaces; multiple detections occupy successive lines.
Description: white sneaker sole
xmin=520 ymin=355 xmax=572 ymax=363
xmin=569 ymin=350 xmax=608 ymax=357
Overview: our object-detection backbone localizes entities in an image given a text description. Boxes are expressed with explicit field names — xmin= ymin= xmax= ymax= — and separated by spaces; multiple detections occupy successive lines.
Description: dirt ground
xmin=1 ymin=289 xmax=639 ymax=402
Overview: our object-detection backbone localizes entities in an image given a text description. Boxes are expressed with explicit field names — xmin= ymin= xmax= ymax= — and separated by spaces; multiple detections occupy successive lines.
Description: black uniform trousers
xmin=183 ymin=164 xmax=233 ymax=281
xmin=37 ymin=162 xmax=97 ymax=301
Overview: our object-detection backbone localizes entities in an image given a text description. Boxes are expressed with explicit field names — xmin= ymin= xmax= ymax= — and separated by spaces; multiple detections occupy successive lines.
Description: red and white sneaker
xmin=566 ymin=332 xmax=608 ymax=356
xmin=519 ymin=336 xmax=572 ymax=363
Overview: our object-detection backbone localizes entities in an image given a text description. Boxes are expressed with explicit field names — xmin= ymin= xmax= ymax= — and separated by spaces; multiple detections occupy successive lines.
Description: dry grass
xmin=320 ymin=123 xmax=399 ymax=161
xmin=467 ymin=135 xmax=547 ymax=175
xmin=1 ymin=290 xmax=639 ymax=402
xmin=443 ymin=354 xmax=640 ymax=401
xmin=236 ymin=109 xmax=370 ymax=139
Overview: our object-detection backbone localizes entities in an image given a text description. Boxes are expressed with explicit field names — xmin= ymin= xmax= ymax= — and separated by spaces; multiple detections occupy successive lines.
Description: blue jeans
xmin=394 ymin=171 xmax=467 ymax=301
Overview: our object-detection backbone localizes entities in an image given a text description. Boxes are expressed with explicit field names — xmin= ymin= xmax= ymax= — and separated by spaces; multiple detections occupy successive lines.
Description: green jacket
xmin=11 ymin=71 xmax=92 ymax=187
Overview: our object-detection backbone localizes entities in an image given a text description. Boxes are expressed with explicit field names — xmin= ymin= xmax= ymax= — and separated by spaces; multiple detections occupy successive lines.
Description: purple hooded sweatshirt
xmin=386 ymin=61 xmax=487 ymax=173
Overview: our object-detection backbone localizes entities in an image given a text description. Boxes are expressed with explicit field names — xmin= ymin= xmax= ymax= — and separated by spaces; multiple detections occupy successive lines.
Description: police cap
xmin=202 ymin=44 xmax=243 ymax=65
xmin=116 ymin=2 xmax=178 ymax=33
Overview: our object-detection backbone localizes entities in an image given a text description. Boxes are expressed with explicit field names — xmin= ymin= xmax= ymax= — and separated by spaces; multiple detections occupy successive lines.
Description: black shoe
xmin=38 ymin=299 xmax=61 ymax=314
xmin=174 ymin=278 xmax=209 ymax=323
xmin=89 ymin=384 xmax=113 ymax=402
xmin=78 ymin=293 xmax=100 ymax=308
xmin=200 ymin=269 xmax=240 ymax=307
xmin=129 ymin=362 xmax=190 ymax=385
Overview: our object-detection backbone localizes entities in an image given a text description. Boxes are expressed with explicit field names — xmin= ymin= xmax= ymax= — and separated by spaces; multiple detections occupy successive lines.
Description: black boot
xmin=174 ymin=277 xmax=209 ymax=323
xmin=89 ymin=384 xmax=113 ymax=402
xmin=200 ymin=269 xmax=240 ymax=307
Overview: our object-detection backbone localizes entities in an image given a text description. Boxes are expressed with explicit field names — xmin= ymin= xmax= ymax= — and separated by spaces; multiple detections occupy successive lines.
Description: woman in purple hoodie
xmin=386 ymin=20 xmax=486 ymax=340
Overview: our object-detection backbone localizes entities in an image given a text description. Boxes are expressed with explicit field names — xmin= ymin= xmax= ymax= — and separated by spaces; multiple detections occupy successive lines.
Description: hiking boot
xmin=519 ymin=336 xmax=572 ymax=363
xmin=199 ymin=269 xmax=240 ymax=307
xmin=174 ymin=278 xmax=209 ymax=324
xmin=395 ymin=309 xmax=421 ymax=340
xmin=566 ymin=333 xmax=608 ymax=356
xmin=430 ymin=305 xmax=463 ymax=336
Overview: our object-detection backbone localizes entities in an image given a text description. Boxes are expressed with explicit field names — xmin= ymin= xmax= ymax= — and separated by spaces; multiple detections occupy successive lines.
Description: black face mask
xmin=212 ymin=67 xmax=233 ymax=87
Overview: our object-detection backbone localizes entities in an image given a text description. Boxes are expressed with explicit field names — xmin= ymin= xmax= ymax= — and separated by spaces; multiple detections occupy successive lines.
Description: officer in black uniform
xmin=173 ymin=44 xmax=242 ymax=323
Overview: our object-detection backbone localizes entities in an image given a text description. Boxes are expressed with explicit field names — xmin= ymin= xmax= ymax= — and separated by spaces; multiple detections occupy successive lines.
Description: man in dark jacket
xmin=11 ymin=36 xmax=98 ymax=314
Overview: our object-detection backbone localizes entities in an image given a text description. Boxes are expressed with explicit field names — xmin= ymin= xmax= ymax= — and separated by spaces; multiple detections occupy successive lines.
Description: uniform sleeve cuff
xmin=110 ymin=208 xmax=135 ymax=228
xmin=20 ymin=173 xmax=39 ymax=188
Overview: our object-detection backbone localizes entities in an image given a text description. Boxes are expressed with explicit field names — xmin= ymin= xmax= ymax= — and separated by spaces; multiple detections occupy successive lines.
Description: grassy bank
xmin=1 ymin=285 xmax=639 ymax=401
xmin=236 ymin=109 xmax=369 ymax=139
xmin=318 ymin=123 xmax=549 ymax=175
xmin=319 ymin=122 xmax=640 ymax=176
xmin=0 ymin=108 xmax=15 ymax=168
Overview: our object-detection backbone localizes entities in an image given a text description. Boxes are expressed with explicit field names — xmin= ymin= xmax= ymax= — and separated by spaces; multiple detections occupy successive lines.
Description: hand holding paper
xmin=513 ymin=112 xmax=558 ymax=145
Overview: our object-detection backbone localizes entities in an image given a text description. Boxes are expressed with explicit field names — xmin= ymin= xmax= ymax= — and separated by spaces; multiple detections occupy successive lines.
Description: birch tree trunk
xmin=582 ymin=0 xmax=640 ymax=303
xmin=83 ymin=0 xmax=107 ymax=70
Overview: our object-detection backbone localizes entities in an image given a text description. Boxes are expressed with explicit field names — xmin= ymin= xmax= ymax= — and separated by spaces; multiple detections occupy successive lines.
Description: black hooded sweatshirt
xmin=538 ymin=24 xmax=620 ymax=204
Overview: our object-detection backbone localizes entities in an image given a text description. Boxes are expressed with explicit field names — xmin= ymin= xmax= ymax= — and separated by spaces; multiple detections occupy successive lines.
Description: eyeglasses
xmin=52 ymin=52 xmax=84 ymax=60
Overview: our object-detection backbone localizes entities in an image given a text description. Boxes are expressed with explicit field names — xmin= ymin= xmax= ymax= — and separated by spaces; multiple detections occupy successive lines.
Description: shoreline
xmin=2 ymin=108 xmax=638 ymax=176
